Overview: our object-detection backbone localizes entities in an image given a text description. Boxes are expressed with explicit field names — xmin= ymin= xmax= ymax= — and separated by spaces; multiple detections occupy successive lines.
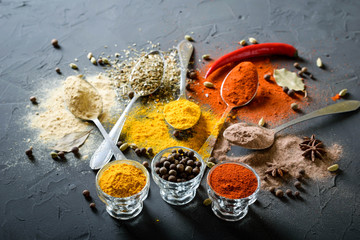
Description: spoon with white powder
xmin=223 ymin=100 xmax=360 ymax=150
xmin=89 ymin=51 xmax=165 ymax=170
xmin=63 ymin=75 xmax=126 ymax=160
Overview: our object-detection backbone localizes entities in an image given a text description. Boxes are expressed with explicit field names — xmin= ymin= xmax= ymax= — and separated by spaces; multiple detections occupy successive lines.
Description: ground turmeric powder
xmin=99 ymin=163 xmax=146 ymax=198
xmin=121 ymin=102 xmax=220 ymax=154
xmin=163 ymin=99 xmax=201 ymax=130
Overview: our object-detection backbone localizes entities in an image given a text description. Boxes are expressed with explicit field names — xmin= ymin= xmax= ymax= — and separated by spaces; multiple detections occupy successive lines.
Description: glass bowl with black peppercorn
xmin=151 ymin=146 xmax=205 ymax=205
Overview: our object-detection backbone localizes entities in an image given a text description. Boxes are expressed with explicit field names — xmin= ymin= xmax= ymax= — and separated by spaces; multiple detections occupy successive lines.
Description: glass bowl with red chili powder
xmin=207 ymin=162 xmax=260 ymax=221
xmin=151 ymin=146 xmax=206 ymax=205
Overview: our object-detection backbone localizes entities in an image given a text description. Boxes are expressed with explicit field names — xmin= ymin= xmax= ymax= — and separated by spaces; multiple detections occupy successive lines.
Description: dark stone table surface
xmin=0 ymin=0 xmax=359 ymax=239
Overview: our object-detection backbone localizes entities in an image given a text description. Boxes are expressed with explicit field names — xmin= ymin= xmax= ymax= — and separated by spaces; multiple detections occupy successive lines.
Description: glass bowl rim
xmin=95 ymin=159 xmax=150 ymax=200
xmin=206 ymin=161 xmax=261 ymax=200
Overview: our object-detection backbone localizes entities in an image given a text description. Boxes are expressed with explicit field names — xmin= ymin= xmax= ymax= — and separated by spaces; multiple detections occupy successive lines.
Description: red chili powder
xmin=189 ymin=57 xmax=306 ymax=126
xmin=331 ymin=94 xmax=341 ymax=101
xmin=208 ymin=163 xmax=258 ymax=199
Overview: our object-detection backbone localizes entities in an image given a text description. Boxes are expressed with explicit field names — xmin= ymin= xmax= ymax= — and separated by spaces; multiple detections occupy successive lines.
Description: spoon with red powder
xmin=198 ymin=61 xmax=259 ymax=161
xmin=223 ymin=100 xmax=360 ymax=150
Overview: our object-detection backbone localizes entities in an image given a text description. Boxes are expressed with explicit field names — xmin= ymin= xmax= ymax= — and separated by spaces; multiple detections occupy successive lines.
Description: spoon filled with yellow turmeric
xmin=163 ymin=40 xmax=201 ymax=130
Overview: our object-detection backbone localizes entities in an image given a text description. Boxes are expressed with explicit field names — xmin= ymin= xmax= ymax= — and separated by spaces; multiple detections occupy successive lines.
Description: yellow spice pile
xmin=121 ymin=102 xmax=220 ymax=154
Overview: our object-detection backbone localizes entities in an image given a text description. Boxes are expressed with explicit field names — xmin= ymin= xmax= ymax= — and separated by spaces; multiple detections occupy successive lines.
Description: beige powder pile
xmin=63 ymin=76 xmax=103 ymax=120
xmin=30 ymin=74 xmax=118 ymax=142
xmin=213 ymin=125 xmax=343 ymax=190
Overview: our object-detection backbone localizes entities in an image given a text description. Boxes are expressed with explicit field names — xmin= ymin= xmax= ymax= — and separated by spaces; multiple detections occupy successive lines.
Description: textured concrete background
xmin=0 ymin=0 xmax=359 ymax=239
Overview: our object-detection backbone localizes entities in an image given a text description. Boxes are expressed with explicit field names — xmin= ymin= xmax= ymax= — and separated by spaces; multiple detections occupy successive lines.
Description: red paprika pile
xmin=189 ymin=57 xmax=306 ymax=126
xmin=208 ymin=163 xmax=258 ymax=199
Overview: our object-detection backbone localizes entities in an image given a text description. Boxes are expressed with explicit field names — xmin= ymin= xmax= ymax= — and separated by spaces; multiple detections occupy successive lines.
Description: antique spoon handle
xmin=177 ymin=40 xmax=193 ymax=99
xmin=274 ymin=100 xmax=360 ymax=133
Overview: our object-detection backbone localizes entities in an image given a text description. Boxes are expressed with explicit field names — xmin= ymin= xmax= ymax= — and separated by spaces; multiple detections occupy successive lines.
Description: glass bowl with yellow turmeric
xmin=96 ymin=159 xmax=150 ymax=220
xmin=151 ymin=146 xmax=205 ymax=205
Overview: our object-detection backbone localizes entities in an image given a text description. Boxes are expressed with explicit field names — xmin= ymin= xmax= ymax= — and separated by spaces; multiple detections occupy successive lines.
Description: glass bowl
xmin=207 ymin=161 xmax=260 ymax=221
xmin=151 ymin=146 xmax=206 ymax=205
xmin=95 ymin=159 xmax=150 ymax=220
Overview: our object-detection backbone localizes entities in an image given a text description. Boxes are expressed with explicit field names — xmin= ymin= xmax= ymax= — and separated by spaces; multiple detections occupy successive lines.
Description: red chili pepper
xmin=205 ymin=43 xmax=298 ymax=78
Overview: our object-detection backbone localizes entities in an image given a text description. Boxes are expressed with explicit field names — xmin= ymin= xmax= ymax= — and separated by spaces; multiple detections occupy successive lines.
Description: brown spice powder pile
xmin=213 ymin=124 xmax=343 ymax=190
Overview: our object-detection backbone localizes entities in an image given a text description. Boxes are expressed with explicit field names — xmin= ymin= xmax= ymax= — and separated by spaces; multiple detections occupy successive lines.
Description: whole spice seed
xmin=286 ymin=189 xmax=292 ymax=196
xmin=294 ymin=181 xmax=302 ymax=189
xmin=269 ymin=186 xmax=275 ymax=193
xmin=293 ymin=62 xmax=300 ymax=69
xmin=294 ymin=191 xmax=300 ymax=197
xmin=71 ymin=146 xmax=79 ymax=154
xmin=82 ymin=189 xmax=90 ymax=198
xmin=129 ymin=143 xmax=138 ymax=149
xmin=282 ymin=86 xmax=289 ymax=93
xmin=264 ymin=74 xmax=271 ymax=81
xmin=142 ymin=161 xmax=149 ymax=168
xmin=338 ymin=89 xmax=348 ymax=97
xmin=69 ymin=63 xmax=78 ymax=70
xmin=249 ymin=37 xmax=258 ymax=44
xmin=89 ymin=202 xmax=96 ymax=209
xmin=90 ymin=57 xmax=97 ymax=65
xmin=50 ymin=151 xmax=58 ymax=159
xmin=25 ymin=147 xmax=33 ymax=156
xmin=202 ymin=54 xmax=211 ymax=60
xmin=184 ymin=35 xmax=194 ymax=41
xmin=51 ymin=38 xmax=59 ymax=48
xmin=30 ymin=96 xmax=37 ymax=104
xmin=147 ymin=147 xmax=154 ymax=156
xmin=291 ymin=103 xmax=299 ymax=110
xmin=258 ymin=117 xmax=265 ymax=127
xmin=58 ymin=151 xmax=65 ymax=158
xmin=239 ymin=39 xmax=246 ymax=46
xmin=188 ymin=70 xmax=197 ymax=79
xmin=203 ymin=81 xmax=214 ymax=88
xmin=119 ymin=143 xmax=129 ymax=151
xmin=287 ymin=89 xmax=295 ymax=96
xmin=275 ymin=189 xmax=284 ymax=197
xmin=301 ymin=67 xmax=308 ymax=73
xmin=316 ymin=58 xmax=323 ymax=68
xmin=55 ymin=67 xmax=61 ymax=74
xmin=87 ymin=52 xmax=93 ymax=59
xmin=203 ymin=198 xmax=212 ymax=206
xmin=327 ymin=164 xmax=339 ymax=172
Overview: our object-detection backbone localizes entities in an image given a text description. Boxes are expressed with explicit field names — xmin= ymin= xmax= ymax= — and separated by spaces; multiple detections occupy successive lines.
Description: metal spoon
xmin=163 ymin=40 xmax=200 ymax=130
xmin=228 ymin=100 xmax=360 ymax=150
xmin=89 ymin=50 xmax=165 ymax=170
xmin=198 ymin=63 xmax=259 ymax=161
xmin=64 ymin=77 xmax=125 ymax=161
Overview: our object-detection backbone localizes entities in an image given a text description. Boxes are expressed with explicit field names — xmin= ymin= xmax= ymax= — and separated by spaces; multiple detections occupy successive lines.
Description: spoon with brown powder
xmin=223 ymin=100 xmax=360 ymax=150
xmin=63 ymin=75 xmax=126 ymax=160
xmin=90 ymin=51 xmax=165 ymax=170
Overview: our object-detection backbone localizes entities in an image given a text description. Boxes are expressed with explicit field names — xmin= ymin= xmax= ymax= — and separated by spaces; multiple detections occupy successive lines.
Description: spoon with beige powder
xmin=63 ymin=75 xmax=126 ymax=160
xmin=223 ymin=100 xmax=360 ymax=150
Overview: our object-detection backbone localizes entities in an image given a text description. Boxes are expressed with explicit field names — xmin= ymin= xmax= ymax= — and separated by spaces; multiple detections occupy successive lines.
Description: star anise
xmin=299 ymin=134 xmax=326 ymax=162
xmin=265 ymin=162 xmax=288 ymax=178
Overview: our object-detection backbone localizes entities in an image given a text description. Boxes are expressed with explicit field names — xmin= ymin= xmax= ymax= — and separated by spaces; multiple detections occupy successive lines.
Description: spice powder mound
xmin=212 ymin=129 xmax=343 ymax=189
xmin=189 ymin=57 xmax=307 ymax=126
xmin=121 ymin=103 xmax=220 ymax=154
xmin=30 ymin=74 xmax=118 ymax=142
